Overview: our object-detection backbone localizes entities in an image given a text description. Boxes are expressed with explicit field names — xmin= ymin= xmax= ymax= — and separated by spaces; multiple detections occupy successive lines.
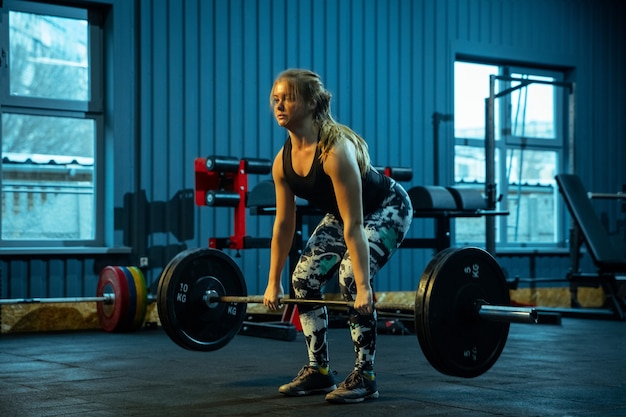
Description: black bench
xmin=249 ymin=182 xmax=507 ymax=253
xmin=556 ymin=174 xmax=626 ymax=319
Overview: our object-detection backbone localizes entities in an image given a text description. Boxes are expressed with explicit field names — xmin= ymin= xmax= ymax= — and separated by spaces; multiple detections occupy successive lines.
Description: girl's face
xmin=272 ymin=80 xmax=310 ymax=129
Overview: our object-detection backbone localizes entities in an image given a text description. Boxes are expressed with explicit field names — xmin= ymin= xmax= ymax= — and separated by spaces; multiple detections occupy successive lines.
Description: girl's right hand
xmin=263 ymin=284 xmax=284 ymax=310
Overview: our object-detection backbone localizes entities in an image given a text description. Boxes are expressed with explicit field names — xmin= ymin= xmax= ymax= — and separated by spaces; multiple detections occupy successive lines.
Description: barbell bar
xmin=156 ymin=246 xmax=562 ymax=378
xmin=0 ymin=265 xmax=150 ymax=333
xmin=210 ymin=294 xmax=542 ymax=325
xmin=0 ymin=293 xmax=156 ymax=306
xmin=0 ymin=294 xmax=115 ymax=305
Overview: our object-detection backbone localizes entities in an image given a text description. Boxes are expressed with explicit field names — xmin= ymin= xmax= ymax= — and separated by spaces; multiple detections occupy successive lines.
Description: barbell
xmin=156 ymin=246 xmax=561 ymax=378
xmin=0 ymin=266 xmax=150 ymax=333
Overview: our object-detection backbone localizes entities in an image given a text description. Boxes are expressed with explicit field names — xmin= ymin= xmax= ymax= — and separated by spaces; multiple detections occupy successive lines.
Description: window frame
xmin=0 ymin=0 xmax=105 ymax=249
xmin=454 ymin=59 xmax=572 ymax=249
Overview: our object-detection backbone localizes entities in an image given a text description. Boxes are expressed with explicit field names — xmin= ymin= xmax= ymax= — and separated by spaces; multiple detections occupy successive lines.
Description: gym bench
xmin=555 ymin=174 xmax=626 ymax=320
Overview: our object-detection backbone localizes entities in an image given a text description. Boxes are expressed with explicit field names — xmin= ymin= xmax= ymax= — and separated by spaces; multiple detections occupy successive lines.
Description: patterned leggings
xmin=291 ymin=181 xmax=413 ymax=371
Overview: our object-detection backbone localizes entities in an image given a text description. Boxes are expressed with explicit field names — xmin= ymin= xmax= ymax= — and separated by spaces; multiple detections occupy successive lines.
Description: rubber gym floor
xmin=0 ymin=317 xmax=624 ymax=417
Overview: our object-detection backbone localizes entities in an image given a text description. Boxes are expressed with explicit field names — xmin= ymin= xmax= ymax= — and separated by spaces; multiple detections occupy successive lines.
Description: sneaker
xmin=278 ymin=365 xmax=337 ymax=396
xmin=325 ymin=369 xmax=379 ymax=404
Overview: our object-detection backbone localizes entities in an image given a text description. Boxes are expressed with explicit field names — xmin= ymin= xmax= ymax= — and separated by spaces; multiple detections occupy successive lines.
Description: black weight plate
xmin=157 ymin=248 xmax=247 ymax=350
xmin=157 ymin=248 xmax=247 ymax=351
xmin=418 ymin=248 xmax=469 ymax=376
xmin=417 ymin=247 xmax=510 ymax=378
xmin=157 ymin=249 xmax=207 ymax=348
xmin=414 ymin=248 xmax=457 ymax=372
xmin=156 ymin=252 xmax=187 ymax=348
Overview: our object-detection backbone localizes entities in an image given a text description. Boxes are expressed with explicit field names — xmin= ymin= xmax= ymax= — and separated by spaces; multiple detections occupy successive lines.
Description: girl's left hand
xmin=353 ymin=289 xmax=374 ymax=315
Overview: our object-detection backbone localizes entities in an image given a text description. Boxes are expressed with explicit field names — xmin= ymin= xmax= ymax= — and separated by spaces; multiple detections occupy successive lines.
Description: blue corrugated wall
xmin=1 ymin=0 xmax=624 ymax=300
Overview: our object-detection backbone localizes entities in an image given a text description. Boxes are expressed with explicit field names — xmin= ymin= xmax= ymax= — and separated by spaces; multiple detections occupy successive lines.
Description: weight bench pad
xmin=408 ymin=186 xmax=457 ymax=210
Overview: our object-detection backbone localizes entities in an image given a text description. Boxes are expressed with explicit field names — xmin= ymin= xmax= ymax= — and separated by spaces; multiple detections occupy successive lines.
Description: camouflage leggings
xmin=292 ymin=181 xmax=413 ymax=370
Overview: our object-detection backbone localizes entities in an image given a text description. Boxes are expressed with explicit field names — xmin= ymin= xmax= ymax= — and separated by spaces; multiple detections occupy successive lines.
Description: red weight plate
xmin=97 ymin=266 xmax=131 ymax=332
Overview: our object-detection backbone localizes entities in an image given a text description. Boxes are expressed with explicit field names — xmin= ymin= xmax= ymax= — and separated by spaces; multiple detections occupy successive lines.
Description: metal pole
xmin=568 ymin=83 xmax=576 ymax=174
xmin=587 ymin=192 xmax=625 ymax=200
xmin=485 ymin=75 xmax=497 ymax=255
xmin=0 ymin=294 xmax=114 ymax=305
xmin=0 ymin=294 xmax=157 ymax=305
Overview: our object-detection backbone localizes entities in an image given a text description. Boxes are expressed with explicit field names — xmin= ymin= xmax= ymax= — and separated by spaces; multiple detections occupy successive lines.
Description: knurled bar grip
xmin=216 ymin=295 xmax=412 ymax=311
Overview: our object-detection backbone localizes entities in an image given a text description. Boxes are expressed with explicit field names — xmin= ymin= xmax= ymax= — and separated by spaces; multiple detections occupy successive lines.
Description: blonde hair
xmin=271 ymin=69 xmax=371 ymax=176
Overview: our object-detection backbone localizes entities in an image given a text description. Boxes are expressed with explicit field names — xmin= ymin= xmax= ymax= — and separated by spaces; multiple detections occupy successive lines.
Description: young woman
xmin=263 ymin=69 xmax=413 ymax=404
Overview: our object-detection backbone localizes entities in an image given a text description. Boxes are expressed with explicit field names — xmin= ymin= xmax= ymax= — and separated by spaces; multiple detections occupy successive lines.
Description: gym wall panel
xmin=0 ymin=257 xmax=99 ymax=300
xmin=123 ymin=0 xmax=626 ymax=295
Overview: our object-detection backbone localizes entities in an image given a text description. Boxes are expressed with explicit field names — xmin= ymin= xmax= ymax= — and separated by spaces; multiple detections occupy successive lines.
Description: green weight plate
xmin=126 ymin=266 xmax=148 ymax=331
xmin=157 ymin=248 xmax=247 ymax=351
xmin=416 ymin=247 xmax=510 ymax=378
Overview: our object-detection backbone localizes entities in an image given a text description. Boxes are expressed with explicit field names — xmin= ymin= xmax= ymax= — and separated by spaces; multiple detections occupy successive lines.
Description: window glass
xmin=2 ymin=113 xmax=95 ymax=240
xmin=506 ymin=149 xmax=556 ymax=186
xmin=510 ymin=74 xmax=556 ymax=139
xmin=455 ymin=145 xmax=489 ymax=183
xmin=454 ymin=147 xmax=499 ymax=245
xmin=454 ymin=62 xmax=498 ymax=140
xmin=9 ymin=10 xmax=89 ymax=101
xmin=505 ymin=150 xmax=557 ymax=243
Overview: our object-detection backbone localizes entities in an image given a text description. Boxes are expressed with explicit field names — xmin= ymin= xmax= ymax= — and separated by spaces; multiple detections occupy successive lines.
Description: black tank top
xmin=282 ymin=137 xmax=390 ymax=218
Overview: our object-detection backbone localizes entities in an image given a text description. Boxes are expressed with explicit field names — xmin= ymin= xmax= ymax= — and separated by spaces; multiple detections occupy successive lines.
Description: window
xmin=454 ymin=61 xmax=571 ymax=247
xmin=0 ymin=1 xmax=103 ymax=246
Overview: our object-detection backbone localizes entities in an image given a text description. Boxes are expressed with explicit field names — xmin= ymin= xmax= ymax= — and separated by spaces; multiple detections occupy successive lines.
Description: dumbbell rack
xmin=194 ymin=155 xmax=273 ymax=251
